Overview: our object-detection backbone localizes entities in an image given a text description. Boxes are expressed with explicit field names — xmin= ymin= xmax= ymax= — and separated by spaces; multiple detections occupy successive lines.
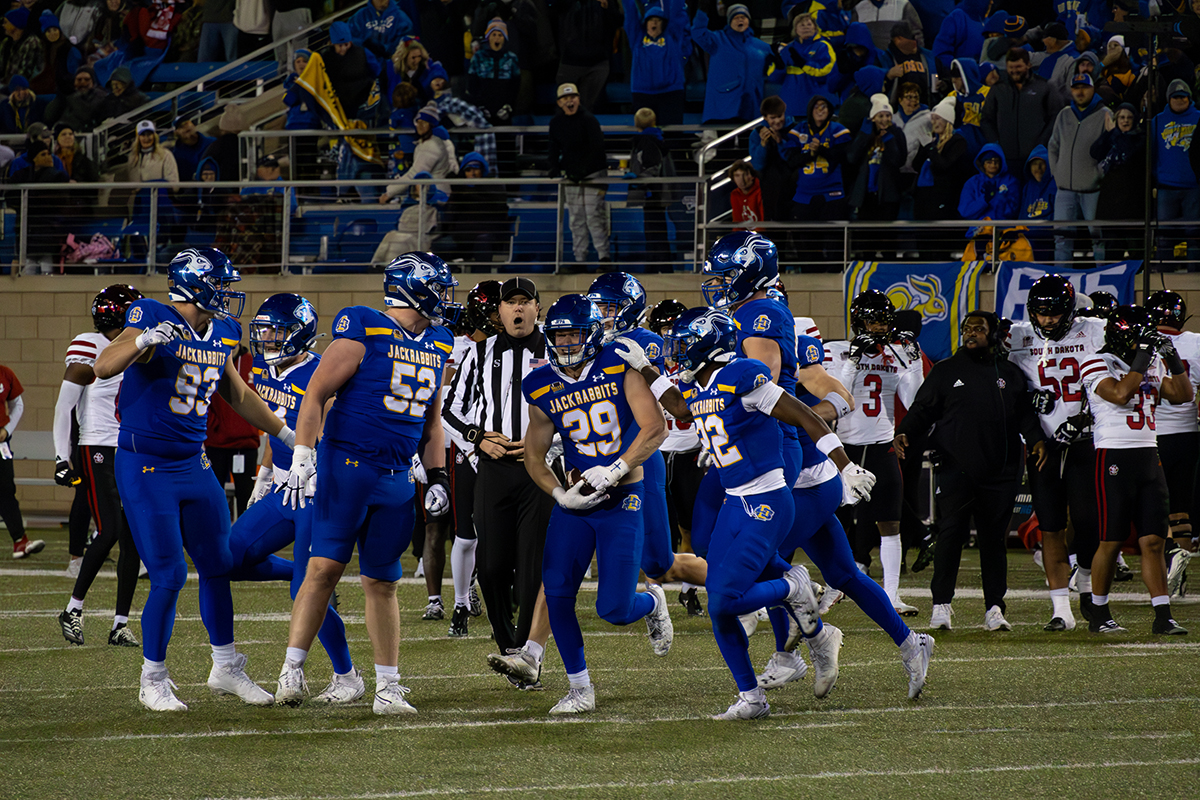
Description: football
xmin=566 ymin=468 xmax=598 ymax=496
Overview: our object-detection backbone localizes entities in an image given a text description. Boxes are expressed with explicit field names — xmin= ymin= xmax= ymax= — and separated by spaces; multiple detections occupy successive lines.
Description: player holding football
xmin=94 ymin=249 xmax=291 ymax=711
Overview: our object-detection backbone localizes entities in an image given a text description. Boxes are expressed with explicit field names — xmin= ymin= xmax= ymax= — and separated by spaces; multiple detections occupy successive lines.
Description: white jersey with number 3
xmin=1153 ymin=330 xmax=1200 ymax=436
xmin=1080 ymin=352 xmax=1164 ymax=449
xmin=65 ymin=332 xmax=121 ymax=447
xmin=1007 ymin=316 xmax=1107 ymax=439
xmin=824 ymin=339 xmax=923 ymax=445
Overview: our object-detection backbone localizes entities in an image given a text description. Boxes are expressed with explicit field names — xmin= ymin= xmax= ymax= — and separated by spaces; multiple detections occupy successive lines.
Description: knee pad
xmin=155 ymin=561 xmax=188 ymax=592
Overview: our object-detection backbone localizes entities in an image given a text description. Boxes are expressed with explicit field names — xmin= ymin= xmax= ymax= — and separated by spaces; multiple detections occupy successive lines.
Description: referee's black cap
xmin=500 ymin=277 xmax=539 ymax=302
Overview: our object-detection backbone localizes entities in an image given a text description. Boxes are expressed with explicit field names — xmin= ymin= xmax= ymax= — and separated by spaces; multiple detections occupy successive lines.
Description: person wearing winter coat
xmin=624 ymin=0 xmax=689 ymax=125
xmin=1097 ymin=36 xmax=1135 ymax=105
xmin=913 ymin=96 xmax=972 ymax=256
xmin=1089 ymin=102 xmax=1144 ymax=260
xmin=1047 ymin=73 xmax=1110 ymax=264
xmin=442 ymin=151 xmax=511 ymax=263
xmin=0 ymin=75 xmax=41 ymax=133
xmin=729 ymin=159 xmax=763 ymax=232
xmin=773 ymin=11 xmax=835 ymax=119
xmin=982 ymin=48 xmax=1063 ymax=172
xmin=381 ymin=104 xmax=458 ymax=200
xmin=31 ymin=11 xmax=81 ymax=97
xmin=931 ymin=0 xmax=990 ymax=73
xmin=468 ymin=19 xmax=520 ymax=123
xmin=628 ymin=107 xmax=675 ymax=269
xmin=784 ymin=92 xmax=851 ymax=267
xmin=748 ymin=94 xmax=797 ymax=222
xmin=10 ymin=138 xmax=66 ymax=271
xmin=169 ymin=116 xmax=215 ymax=188
xmin=879 ymin=20 xmax=935 ymax=103
xmin=949 ymin=57 xmax=989 ymax=158
xmin=1018 ymin=144 xmax=1056 ymax=260
xmin=1036 ymin=21 xmax=1077 ymax=83
xmin=835 ymin=63 xmax=886 ymax=137
xmin=321 ymin=21 xmax=381 ymax=121
xmin=547 ymin=82 xmax=609 ymax=267
xmin=849 ymin=94 xmax=908 ymax=225
xmin=387 ymin=37 xmax=431 ymax=107
xmin=894 ymin=81 xmax=931 ymax=175
xmin=958 ymin=142 xmax=1018 ymax=226
xmin=827 ymin=22 xmax=880 ymax=102
xmin=347 ymin=0 xmax=413 ymax=60
xmin=854 ymin=0 xmax=925 ymax=50
xmin=44 ymin=65 xmax=105 ymax=132
xmin=554 ymin=0 xmax=623 ymax=113
xmin=691 ymin=4 xmax=772 ymax=124
xmin=372 ymin=169 xmax=448 ymax=264
xmin=1154 ymin=79 xmax=1200 ymax=270
xmin=96 ymin=66 xmax=149 ymax=122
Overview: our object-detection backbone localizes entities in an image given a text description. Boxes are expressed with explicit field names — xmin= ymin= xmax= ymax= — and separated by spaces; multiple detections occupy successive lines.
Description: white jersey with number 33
xmin=1080 ymin=352 xmax=1164 ymax=449
xmin=824 ymin=339 xmax=923 ymax=445
xmin=1007 ymin=316 xmax=1107 ymax=439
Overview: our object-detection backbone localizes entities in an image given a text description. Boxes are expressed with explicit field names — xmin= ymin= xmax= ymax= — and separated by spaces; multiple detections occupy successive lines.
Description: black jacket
xmin=555 ymin=0 xmax=623 ymax=68
xmin=896 ymin=348 xmax=1044 ymax=484
xmin=981 ymin=73 xmax=1063 ymax=170
xmin=547 ymin=108 xmax=606 ymax=181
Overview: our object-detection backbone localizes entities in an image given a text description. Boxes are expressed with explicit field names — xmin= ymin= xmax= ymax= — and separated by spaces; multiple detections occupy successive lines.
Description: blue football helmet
xmin=383 ymin=252 xmax=459 ymax=322
xmin=664 ymin=308 xmax=737 ymax=374
xmin=249 ymin=293 xmax=318 ymax=365
xmin=701 ymin=231 xmax=779 ymax=309
xmin=167 ymin=248 xmax=244 ymax=319
xmin=544 ymin=294 xmax=605 ymax=369
xmin=586 ymin=272 xmax=647 ymax=342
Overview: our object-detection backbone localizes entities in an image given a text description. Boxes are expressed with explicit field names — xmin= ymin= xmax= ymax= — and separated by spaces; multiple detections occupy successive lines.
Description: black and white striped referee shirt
xmin=443 ymin=328 xmax=548 ymax=447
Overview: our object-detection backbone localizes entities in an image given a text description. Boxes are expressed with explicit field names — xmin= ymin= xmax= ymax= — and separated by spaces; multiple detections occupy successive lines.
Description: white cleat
xmin=1067 ymin=565 xmax=1079 ymax=593
xmin=1167 ymin=549 xmax=1193 ymax=598
xmin=929 ymin=603 xmax=953 ymax=630
xmin=207 ymin=653 xmax=274 ymax=706
xmin=756 ymin=650 xmax=808 ymax=690
xmin=805 ymin=623 xmax=843 ymax=699
xmin=893 ymin=600 xmax=919 ymax=617
xmin=984 ymin=605 xmax=1013 ymax=631
xmin=739 ymin=611 xmax=761 ymax=637
xmin=548 ymin=684 xmax=595 ymax=715
xmin=139 ymin=674 xmax=188 ymax=712
xmin=645 ymin=584 xmax=674 ymax=657
xmin=712 ymin=689 xmax=770 ymax=720
xmin=373 ymin=677 xmax=417 ymax=715
xmin=783 ymin=564 xmax=820 ymax=649
xmin=901 ymin=632 xmax=934 ymax=699
xmin=275 ymin=660 xmax=308 ymax=706
xmin=487 ymin=646 xmax=542 ymax=684
xmin=312 ymin=668 xmax=366 ymax=705
xmin=818 ymin=587 xmax=844 ymax=616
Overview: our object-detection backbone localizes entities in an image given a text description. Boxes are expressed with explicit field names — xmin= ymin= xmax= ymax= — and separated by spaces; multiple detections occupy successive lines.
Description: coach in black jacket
xmin=894 ymin=311 xmax=1046 ymax=631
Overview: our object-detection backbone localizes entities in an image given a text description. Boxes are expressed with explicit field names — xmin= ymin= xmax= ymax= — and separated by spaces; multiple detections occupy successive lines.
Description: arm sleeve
xmin=4 ymin=395 xmax=23 ymax=436
xmin=443 ymin=341 xmax=482 ymax=441
xmin=53 ymin=381 xmax=85 ymax=459
xmin=740 ymin=380 xmax=785 ymax=414
xmin=897 ymin=358 xmax=923 ymax=408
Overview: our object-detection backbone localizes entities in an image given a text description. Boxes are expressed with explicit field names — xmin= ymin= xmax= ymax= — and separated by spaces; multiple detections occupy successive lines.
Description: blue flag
xmin=844 ymin=261 xmax=987 ymax=361
xmin=993 ymin=261 xmax=1142 ymax=322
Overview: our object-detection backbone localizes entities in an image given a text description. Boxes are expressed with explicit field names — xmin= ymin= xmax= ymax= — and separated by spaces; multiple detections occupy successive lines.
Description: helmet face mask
xmin=168 ymin=248 xmax=244 ymax=319
xmin=91 ymin=284 xmax=144 ymax=332
xmin=1026 ymin=275 xmax=1076 ymax=341
xmin=249 ymin=294 xmax=318 ymax=366
xmin=702 ymin=232 xmax=779 ymax=309
xmin=664 ymin=308 xmax=737 ymax=376
xmin=850 ymin=289 xmax=896 ymax=341
xmin=383 ymin=252 xmax=459 ymax=323
xmin=544 ymin=295 xmax=605 ymax=369
xmin=587 ymin=273 xmax=646 ymax=342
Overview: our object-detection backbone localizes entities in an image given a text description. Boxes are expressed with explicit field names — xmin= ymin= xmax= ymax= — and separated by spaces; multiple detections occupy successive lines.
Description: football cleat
xmin=901 ymin=632 xmax=934 ymax=699
xmin=207 ymin=653 xmax=274 ymax=706
xmin=275 ymin=660 xmax=308 ymax=706
xmin=487 ymin=646 xmax=541 ymax=684
xmin=1151 ymin=616 xmax=1188 ymax=636
xmin=1043 ymin=616 xmax=1076 ymax=632
xmin=984 ymin=606 xmax=1012 ymax=632
xmin=805 ymin=623 xmax=843 ymax=698
xmin=929 ymin=603 xmax=953 ymax=630
xmin=739 ymin=610 xmax=762 ymax=637
xmin=1166 ymin=549 xmax=1193 ymax=598
xmin=421 ymin=597 xmax=444 ymax=621
xmin=448 ymin=605 xmax=470 ymax=638
xmin=504 ymin=674 xmax=545 ymax=691
xmin=894 ymin=600 xmax=919 ymax=617
xmin=678 ymin=587 xmax=706 ymax=617
xmin=139 ymin=674 xmax=187 ymax=712
xmin=414 ymin=558 xmax=425 ymax=579
xmin=58 ymin=609 xmax=84 ymax=646
xmin=373 ymin=678 xmax=417 ymax=715
xmin=12 ymin=535 xmax=45 ymax=559
xmin=911 ymin=540 xmax=935 ymax=573
xmin=548 ymin=684 xmax=595 ymax=715
xmin=1089 ymin=616 xmax=1127 ymax=634
xmin=313 ymin=668 xmax=366 ymax=705
xmin=756 ymin=650 xmax=808 ymax=690
xmin=783 ymin=563 xmax=820 ymax=641
xmin=108 ymin=624 xmax=139 ymax=647
xmin=1113 ymin=561 xmax=1134 ymax=582
xmin=65 ymin=557 xmax=82 ymax=579
xmin=468 ymin=582 xmax=483 ymax=616
xmin=645 ymin=584 xmax=674 ymax=656
xmin=712 ymin=690 xmax=770 ymax=721
xmin=1067 ymin=564 xmax=1079 ymax=592
xmin=817 ymin=586 xmax=844 ymax=616
xmin=1078 ymin=593 xmax=1096 ymax=622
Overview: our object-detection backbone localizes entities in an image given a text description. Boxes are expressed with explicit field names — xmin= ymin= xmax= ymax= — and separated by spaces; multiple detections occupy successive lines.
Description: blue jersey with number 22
xmin=251 ymin=351 xmax=320 ymax=472
xmin=321 ymin=306 xmax=454 ymax=470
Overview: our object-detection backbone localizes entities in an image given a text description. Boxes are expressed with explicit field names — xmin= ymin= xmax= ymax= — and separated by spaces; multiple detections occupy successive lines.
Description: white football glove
xmin=425 ymin=483 xmax=450 ymax=515
xmin=248 ymin=464 xmax=273 ymax=507
xmin=135 ymin=321 xmax=185 ymax=351
xmin=282 ymin=445 xmax=317 ymax=510
xmin=582 ymin=458 xmax=630 ymax=492
xmin=410 ymin=454 xmax=427 ymax=485
xmin=696 ymin=445 xmax=713 ymax=470
xmin=552 ymin=482 xmax=609 ymax=511
xmin=614 ymin=336 xmax=651 ymax=371
xmin=840 ymin=462 xmax=876 ymax=506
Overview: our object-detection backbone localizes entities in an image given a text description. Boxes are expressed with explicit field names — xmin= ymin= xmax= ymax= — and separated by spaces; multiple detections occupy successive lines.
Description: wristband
xmin=650 ymin=375 xmax=674 ymax=400
xmin=1163 ymin=351 xmax=1186 ymax=376
xmin=277 ymin=425 xmax=296 ymax=450
xmin=255 ymin=464 xmax=272 ymax=480
xmin=823 ymin=391 xmax=851 ymax=419
xmin=815 ymin=433 xmax=842 ymax=455
xmin=1130 ymin=349 xmax=1153 ymax=376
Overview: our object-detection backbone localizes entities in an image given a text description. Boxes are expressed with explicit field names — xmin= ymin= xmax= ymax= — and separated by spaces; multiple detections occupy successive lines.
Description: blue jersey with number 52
xmin=118 ymin=298 xmax=239 ymax=458
xmin=680 ymin=358 xmax=785 ymax=489
xmin=321 ymin=306 xmax=454 ymax=470
xmin=523 ymin=345 xmax=634 ymax=474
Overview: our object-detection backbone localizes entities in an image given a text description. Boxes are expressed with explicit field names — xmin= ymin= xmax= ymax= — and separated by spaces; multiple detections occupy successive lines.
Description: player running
xmin=521 ymin=294 xmax=674 ymax=716
xmin=275 ymin=253 xmax=457 ymax=715
xmin=93 ymin=248 xmax=290 ymax=711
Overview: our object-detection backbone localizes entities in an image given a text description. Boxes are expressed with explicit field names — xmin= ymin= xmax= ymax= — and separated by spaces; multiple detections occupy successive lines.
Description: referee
xmin=444 ymin=277 xmax=554 ymax=665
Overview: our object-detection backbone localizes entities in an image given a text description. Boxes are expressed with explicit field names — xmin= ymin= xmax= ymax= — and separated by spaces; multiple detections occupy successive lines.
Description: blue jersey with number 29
xmin=118 ymin=298 xmax=240 ymax=457
xmin=321 ymin=306 xmax=454 ymax=470
xmin=524 ymin=344 xmax=634 ymax=474
xmin=251 ymin=351 xmax=320 ymax=472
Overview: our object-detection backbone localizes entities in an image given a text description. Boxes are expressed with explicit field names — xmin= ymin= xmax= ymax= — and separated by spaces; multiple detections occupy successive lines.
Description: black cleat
xmin=1078 ymin=593 xmax=1095 ymax=623
xmin=108 ymin=624 xmax=139 ymax=647
xmin=504 ymin=674 xmax=545 ymax=691
xmin=678 ymin=588 xmax=706 ymax=617
xmin=1089 ymin=617 xmax=1127 ymax=634
xmin=58 ymin=609 xmax=84 ymax=645
xmin=422 ymin=598 xmax=445 ymax=620
xmin=468 ymin=583 xmax=483 ymax=617
xmin=911 ymin=541 xmax=935 ymax=573
xmin=1043 ymin=617 xmax=1073 ymax=632
xmin=1152 ymin=617 xmax=1188 ymax=635
xmin=1113 ymin=562 xmax=1134 ymax=582
xmin=448 ymin=605 xmax=469 ymax=638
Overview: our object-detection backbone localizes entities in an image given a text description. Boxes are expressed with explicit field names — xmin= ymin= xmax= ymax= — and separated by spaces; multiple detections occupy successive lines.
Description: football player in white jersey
xmin=1145 ymin=291 xmax=1200 ymax=597
xmin=1079 ymin=306 xmax=1190 ymax=635
xmin=1007 ymin=275 xmax=1107 ymax=631
xmin=825 ymin=290 xmax=924 ymax=616
xmin=54 ymin=286 xmax=144 ymax=647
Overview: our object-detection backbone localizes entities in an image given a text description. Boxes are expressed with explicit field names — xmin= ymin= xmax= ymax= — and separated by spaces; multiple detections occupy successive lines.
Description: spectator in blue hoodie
xmin=932 ymin=0 xmax=991 ymax=73
xmin=691 ymin=4 xmax=772 ymax=123
xmin=949 ymin=58 xmax=988 ymax=159
xmin=1018 ymin=144 xmax=1056 ymax=260
xmin=1154 ymin=79 xmax=1200 ymax=269
xmin=773 ymin=11 xmax=835 ymax=119
xmin=348 ymin=0 xmax=413 ymax=61
xmin=958 ymin=142 xmax=1018 ymax=227
xmin=624 ymin=0 xmax=688 ymax=125
xmin=783 ymin=93 xmax=851 ymax=268
xmin=826 ymin=22 xmax=879 ymax=102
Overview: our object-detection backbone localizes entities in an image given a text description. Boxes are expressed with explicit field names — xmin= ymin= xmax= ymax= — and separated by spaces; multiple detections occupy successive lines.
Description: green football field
xmin=2 ymin=526 xmax=1197 ymax=800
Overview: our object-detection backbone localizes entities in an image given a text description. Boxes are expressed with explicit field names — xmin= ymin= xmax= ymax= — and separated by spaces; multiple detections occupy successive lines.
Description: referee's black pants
xmin=474 ymin=458 xmax=553 ymax=653
xmin=930 ymin=468 xmax=1017 ymax=614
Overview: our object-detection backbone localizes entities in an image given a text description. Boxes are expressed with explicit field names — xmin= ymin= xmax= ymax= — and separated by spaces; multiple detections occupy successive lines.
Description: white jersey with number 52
xmin=1154 ymin=330 xmax=1200 ymax=436
xmin=824 ymin=339 xmax=923 ymax=445
xmin=1007 ymin=316 xmax=1107 ymax=439
xmin=1080 ymin=352 xmax=1164 ymax=449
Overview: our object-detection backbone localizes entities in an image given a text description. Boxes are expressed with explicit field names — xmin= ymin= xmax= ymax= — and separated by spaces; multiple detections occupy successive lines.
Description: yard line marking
xmin=1104 ymin=732 xmax=1194 ymax=740
xmin=1 ymin=696 xmax=1194 ymax=745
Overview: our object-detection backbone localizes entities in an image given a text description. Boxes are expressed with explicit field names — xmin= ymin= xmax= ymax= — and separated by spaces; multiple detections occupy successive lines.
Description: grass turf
xmin=1 ymin=526 xmax=1197 ymax=800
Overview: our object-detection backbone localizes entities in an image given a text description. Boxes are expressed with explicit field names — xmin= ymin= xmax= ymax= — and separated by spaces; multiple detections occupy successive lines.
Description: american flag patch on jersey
xmin=529 ymin=358 xmax=547 ymax=369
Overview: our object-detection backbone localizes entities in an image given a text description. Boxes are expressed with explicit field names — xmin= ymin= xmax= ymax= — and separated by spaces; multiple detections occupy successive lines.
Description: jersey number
xmin=861 ymin=373 xmax=883 ymax=417
xmin=1037 ymin=357 xmax=1082 ymax=403
xmin=168 ymin=364 xmax=221 ymax=416
xmin=1126 ymin=386 xmax=1159 ymax=431
xmin=561 ymin=400 xmax=622 ymax=457
xmin=696 ymin=416 xmax=743 ymax=467
xmin=385 ymin=362 xmax=438 ymax=417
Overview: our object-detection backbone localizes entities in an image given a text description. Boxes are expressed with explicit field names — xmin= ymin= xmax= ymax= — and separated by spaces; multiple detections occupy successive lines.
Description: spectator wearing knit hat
xmin=1154 ymin=80 xmax=1200 ymax=270
xmin=0 ymin=75 xmax=42 ymax=134
xmin=0 ymin=7 xmax=44 ymax=86
xmin=848 ymin=93 xmax=908 ymax=245
xmin=625 ymin=0 xmax=689 ymax=126
xmin=382 ymin=103 xmax=459 ymax=201
xmin=913 ymin=96 xmax=972 ymax=253
xmin=426 ymin=60 xmax=499 ymax=174
xmin=691 ymin=4 xmax=772 ymax=124
xmin=96 ymin=66 xmax=149 ymax=122
xmin=468 ymin=19 xmax=520 ymax=123
xmin=31 ymin=11 xmax=80 ymax=96
xmin=9 ymin=137 xmax=67 ymax=273
xmin=44 ymin=65 xmax=106 ymax=132
xmin=443 ymin=150 xmax=512 ymax=263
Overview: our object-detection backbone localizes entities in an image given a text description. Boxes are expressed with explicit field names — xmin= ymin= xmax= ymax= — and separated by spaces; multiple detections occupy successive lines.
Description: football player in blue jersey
xmin=93 ymin=248 xmax=297 ymax=712
xmin=275 ymin=253 xmax=457 ymax=716
xmin=521 ymin=295 xmax=675 ymax=716
xmin=587 ymin=273 xmax=708 ymax=594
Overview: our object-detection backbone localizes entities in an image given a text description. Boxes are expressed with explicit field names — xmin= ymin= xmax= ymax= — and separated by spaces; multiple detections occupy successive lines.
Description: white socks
xmin=113 ymin=615 xmax=128 ymax=630
xmin=881 ymin=534 xmax=902 ymax=603
xmin=67 ymin=596 xmax=84 ymax=612
xmin=286 ymin=646 xmax=308 ymax=667
xmin=525 ymin=640 xmax=545 ymax=663
xmin=1077 ymin=568 xmax=1092 ymax=594
xmin=142 ymin=658 xmax=166 ymax=679
xmin=1050 ymin=588 xmax=1071 ymax=620
xmin=567 ymin=669 xmax=590 ymax=689
xmin=375 ymin=664 xmax=398 ymax=683
xmin=450 ymin=536 xmax=477 ymax=608
xmin=211 ymin=643 xmax=236 ymax=667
